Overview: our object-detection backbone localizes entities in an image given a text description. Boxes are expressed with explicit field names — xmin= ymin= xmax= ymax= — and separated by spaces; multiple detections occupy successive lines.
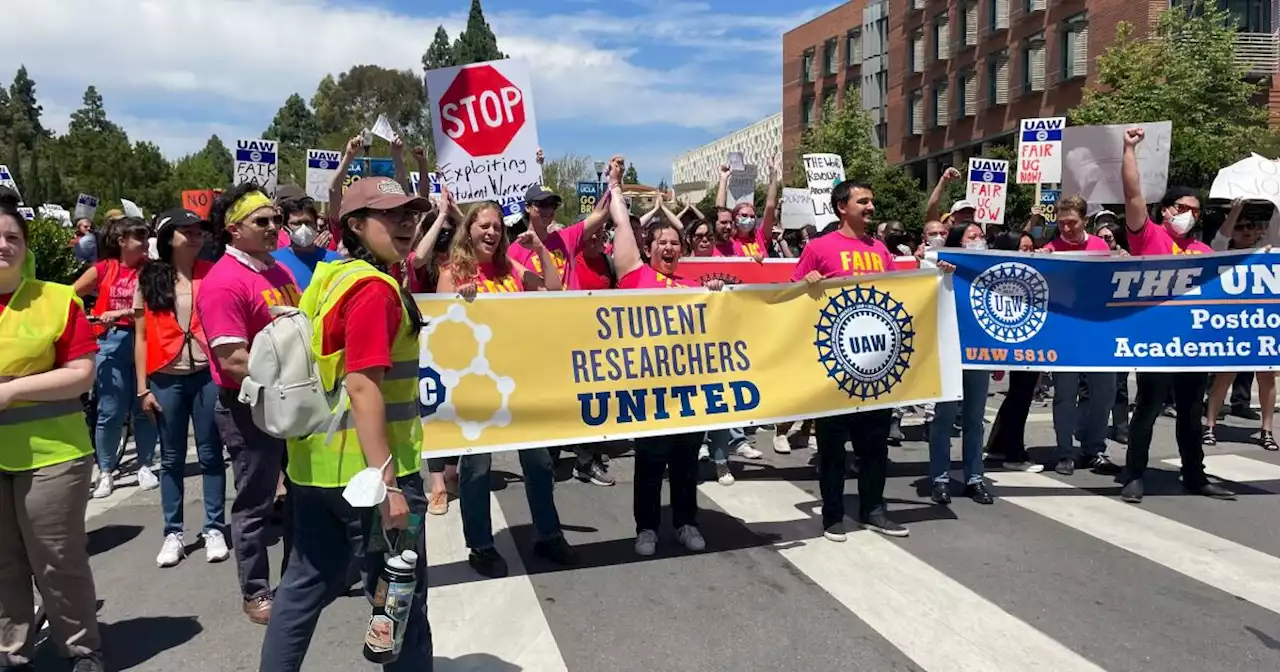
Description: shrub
xmin=27 ymin=217 xmax=81 ymax=285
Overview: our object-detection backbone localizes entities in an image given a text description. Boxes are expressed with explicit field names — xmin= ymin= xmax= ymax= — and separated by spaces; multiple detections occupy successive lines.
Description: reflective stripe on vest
xmin=0 ymin=279 xmax=93 ymax=472
xmin=285 ymin=260 xmax=421 ymax=488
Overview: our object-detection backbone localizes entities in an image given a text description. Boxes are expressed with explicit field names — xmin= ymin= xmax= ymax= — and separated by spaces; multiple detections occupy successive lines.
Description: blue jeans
xmin=151 ymin=370 xmax=225 ymax=536
xmin=929 ymin=369 xmax=990 ymax=484
xmin=260 ymin=475 xmax=432 ymax=672
xmin=459 ymin=449 xmax=562 ymax=550
xmin=94 ymin=329 xmax=157 ymax=473
xmin=704 ymin=427 xmax=745 ymax=465
xmin=1053 ymin=372 xmax=1116 ymax=462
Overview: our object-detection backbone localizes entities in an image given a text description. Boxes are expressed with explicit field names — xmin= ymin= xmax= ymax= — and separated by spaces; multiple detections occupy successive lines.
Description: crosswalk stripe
xmin=989 ymin=471 xmax=1280 ymax=616
xmin=426 ymin=495 xmax=568 ymax=671
xmin=700 ymin=479 xmax=1106 ymax=672
xmin=1162 ymin=454 xmax=1280 ymax=493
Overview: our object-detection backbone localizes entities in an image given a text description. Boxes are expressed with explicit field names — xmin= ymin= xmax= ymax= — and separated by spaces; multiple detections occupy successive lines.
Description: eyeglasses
xmin=692 ymin=232 xmax=712 ymax=240
xmin=374 ymin=208 xmax=418 ymax=227
xmin=246 ymin=214 xmax=283 ymax=229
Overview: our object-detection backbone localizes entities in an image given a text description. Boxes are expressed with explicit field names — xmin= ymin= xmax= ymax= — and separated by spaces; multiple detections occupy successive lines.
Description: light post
xmin=594 ymin=160 xmax=606 ymax=195
xmin=362 ymin=128 xmax=374 ymax=175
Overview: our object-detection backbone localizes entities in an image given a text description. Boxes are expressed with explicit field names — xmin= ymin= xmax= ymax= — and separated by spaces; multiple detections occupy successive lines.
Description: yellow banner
xmin=415 ymin=270 xmax=962 ymax=456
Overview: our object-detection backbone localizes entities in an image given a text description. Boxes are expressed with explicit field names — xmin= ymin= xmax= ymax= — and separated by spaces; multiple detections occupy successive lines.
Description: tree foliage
xmin=623 ymin=163 xmax=640 ymax=184
xmin=27 ymin=217 xmax=79 ymax=284
xmin=264 ymin=93 xmax=319 ymax=185
xmin=540 ymin=153 xmax=594 ymax=225
xmin=938 ymin=144 xmax=1035 ymax=227
xmin=451 ymin=0 xmax=506 ymax=65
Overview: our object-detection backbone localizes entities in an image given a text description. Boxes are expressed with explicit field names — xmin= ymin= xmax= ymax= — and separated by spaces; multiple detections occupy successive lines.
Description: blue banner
xmin=937 ymin=249 xmax=1280 ymax=372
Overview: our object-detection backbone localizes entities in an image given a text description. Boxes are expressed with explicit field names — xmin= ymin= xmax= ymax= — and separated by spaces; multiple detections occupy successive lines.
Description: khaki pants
xmin=0 ymin=456 xmax=101 ymax=663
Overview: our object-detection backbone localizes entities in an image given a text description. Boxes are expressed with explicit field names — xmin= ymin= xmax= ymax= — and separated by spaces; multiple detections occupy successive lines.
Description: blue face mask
xmin=736 ymin=216 xmax=756 ymax=230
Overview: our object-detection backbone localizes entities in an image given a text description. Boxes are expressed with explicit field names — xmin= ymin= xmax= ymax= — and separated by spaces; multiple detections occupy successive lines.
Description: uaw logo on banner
xmin=815 ymin=286 xmax=915 ymax=400
xmin=969 ymin=261 xmax=1050 ymax=344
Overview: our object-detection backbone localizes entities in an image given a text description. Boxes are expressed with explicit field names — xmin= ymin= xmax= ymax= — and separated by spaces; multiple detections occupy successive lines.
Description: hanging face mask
xmin=1168 ymin=211 xmax=1195 ymax=235
xmin=926 ymin=234 xmax=945 ymax=250
xmin=735 ymin=215 xmax=756 ymax=231
xmin=964 ymin=240 xmax=988 ymax=251
xmin=289 ymin=224 xmax=317 ymax=248
xmin=342 ymin=455 xmax=400 ymax=508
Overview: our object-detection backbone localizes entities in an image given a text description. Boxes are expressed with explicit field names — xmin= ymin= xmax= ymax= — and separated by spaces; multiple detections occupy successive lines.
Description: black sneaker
xmin=1109 ymin=427 xmax=1129 ymax=445
xmin=1231 ymin=406 xmax=1261 ymax=421
xmin=1120 ymin=479 xmax=1144 ymax=503
xmin=468 ymin=547 xmax=509 ymax=578
xmin=573 ymin=461 xmax=615 ymax=486
xmin=861 ymin=508 xmax=909 ymax=537
xmin=534 ymin=537 xmax=579 ymax=566
xmin=823 ymin=521 xmax=848 ymax=543
xmin=964 ymin=481 xmax=994 ymax=505
xmin=1086 ymin=454 xmax=1121 ymax=475
xmin=930 ymin=482 xmax=951 ymax=506
xmin=1186 ymin=482 xmax=1236 ymax=500
xmin=1054 ymin=458 xmax=1075 ymax=476
xmin=71 ymin=653 xmax=106 ymax=672
xmin=888 ymin=417 xmax=905 ymax=446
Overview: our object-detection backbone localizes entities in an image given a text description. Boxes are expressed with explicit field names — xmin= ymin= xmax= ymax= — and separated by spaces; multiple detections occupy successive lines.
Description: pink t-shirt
xmin=790 ymin=230 xmax=896 ymax=281
xmin=473 ymin=261 xmax=523 ymax=294
xmin=727 ymin=223 xmax=769 ymax=258
xmin=1043 ymin=233 xmax=1111 ymax=253
xmin=197 ymin=251 xmax=302 ymax=389
xmin=618 ymin=265 xmax=697 ymax=289
xmin=508 ymin=222 xmax=586 ymax=288
xmin=1128 ymin=218 xmax=1213 ymax=256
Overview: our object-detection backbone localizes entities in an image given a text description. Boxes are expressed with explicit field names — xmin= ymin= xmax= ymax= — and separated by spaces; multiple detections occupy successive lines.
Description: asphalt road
xmin=36 ymin=378 xmax=1280 ymax=671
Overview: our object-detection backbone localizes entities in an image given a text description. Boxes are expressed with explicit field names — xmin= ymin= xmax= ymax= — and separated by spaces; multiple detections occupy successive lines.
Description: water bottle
xmin=362 ymin=550 xmax=418 ymax=664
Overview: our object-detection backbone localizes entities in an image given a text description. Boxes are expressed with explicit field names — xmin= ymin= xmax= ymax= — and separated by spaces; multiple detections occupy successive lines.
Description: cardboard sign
xmin=0 ymin=165 xmax=20 ymax=202
xmin=966 ymin=158 xmax=1008 ymax=225
xmin=781 ymin=187 xmax=815 ymax=230
xmin=426 ymin=58 xmax=542 ymax=204
xmin=305 ymin=149 xmax=342 ymax=203
xmin=803 ymin=153 xmax=845 ymax=228
xmin=182 ymin=190 xmax=217 ymax=220
xmin=234 ymin=138 xmax=279 ymax=195
xmin=73 ymin=193 xmax=99 ymax=222
xmin=1017 ymin=117 xmax=1065 ymax=184
xmin=1209 ymin=153 xmax=1280 ymax=208
xmin=1062 ymin=121 xmax=1171 ymax=205
xmin=726 ymin=164 xmax=757 ymax=207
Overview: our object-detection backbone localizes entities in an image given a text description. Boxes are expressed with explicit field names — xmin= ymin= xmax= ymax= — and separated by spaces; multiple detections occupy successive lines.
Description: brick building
xmin=783 ymin=0 xmax=1280 ymax=187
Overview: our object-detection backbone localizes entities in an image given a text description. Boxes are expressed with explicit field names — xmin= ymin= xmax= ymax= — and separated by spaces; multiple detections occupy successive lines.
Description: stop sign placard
xmin=438 ymin=65 xmax=525 ymax=156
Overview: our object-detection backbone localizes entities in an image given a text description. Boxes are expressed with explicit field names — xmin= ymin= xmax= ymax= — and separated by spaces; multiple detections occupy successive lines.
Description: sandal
xmin=1202 ymin=425 xmax=1217 ymax=446
xmin=1262 ymin=430 xmax=1279 ymax=452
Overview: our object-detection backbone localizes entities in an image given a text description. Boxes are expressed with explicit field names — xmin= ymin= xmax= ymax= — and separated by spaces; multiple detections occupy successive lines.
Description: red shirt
xmin=320 ymin=279 xmax=402 ymax=374
xmin=0 ymin=294 xmax=99 ymax=365
xmin=95 ymin=259 xmax=143 ymax=326
xmin=574 ymin=252 xmax=613 ymax=290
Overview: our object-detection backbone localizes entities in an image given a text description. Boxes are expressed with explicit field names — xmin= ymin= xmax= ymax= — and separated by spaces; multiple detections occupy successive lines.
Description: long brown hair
xmin=449 ymin=202 xmax=511 ymax=282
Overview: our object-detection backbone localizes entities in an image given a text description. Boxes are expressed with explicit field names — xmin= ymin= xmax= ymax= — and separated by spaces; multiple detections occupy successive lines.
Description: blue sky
xmin=4 ymin=0 xmax=838 ymax=187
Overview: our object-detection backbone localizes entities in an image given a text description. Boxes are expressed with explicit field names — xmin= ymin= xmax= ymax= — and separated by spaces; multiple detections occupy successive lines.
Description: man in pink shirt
xmin=790 ymin=180 xmax=907 ymax=543
xmin=1119 ymin=127 xmax=1233 ymax=504
xmin=197 ymin=183 xmax=302 ymax=625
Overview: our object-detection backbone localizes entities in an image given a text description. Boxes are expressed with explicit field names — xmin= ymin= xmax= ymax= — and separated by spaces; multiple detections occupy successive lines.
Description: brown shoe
xmin=243 ymin=594 xmax=273 ymax=625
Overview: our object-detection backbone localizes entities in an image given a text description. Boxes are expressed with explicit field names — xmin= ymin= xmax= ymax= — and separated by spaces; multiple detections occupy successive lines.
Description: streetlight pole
xmin=594 ymin=160 xmax=606 ymax=197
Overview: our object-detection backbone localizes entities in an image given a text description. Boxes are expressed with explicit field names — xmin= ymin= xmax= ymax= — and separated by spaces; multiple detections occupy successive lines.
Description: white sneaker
xmin=203 ymin=529 xmax=230 ymax=563
xmin=634 ymin=529 xmax=658 ymax=557
xmin=772 ymin=434 xmax=792 ymax=454
xmin=136 ymin=466 xmax=159 ymax=491
xmin=734 ymin=442 xmax=763 ymax=460
xmin=1002 ymin=461 xmax=1045 ymax=473
xmin=92 ymin=474 xmax=114 ymax=499
xmin=715 ymin=463 xmax=735 ymax=486
xmin=697 ymin=445 xmax=710 ymax=461
xmin=677 ymin=525 xmax=706 ymax=552
xmin=156 ymin=532 xmax=185 ymax=567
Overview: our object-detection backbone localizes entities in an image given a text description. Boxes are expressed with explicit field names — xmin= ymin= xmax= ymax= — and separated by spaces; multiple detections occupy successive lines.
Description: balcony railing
xmin=1236 ymin=31 xmax=1280 ymax=77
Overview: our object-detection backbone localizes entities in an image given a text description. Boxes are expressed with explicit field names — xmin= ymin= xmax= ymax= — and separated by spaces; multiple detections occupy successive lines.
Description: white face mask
xmin=342 ymin=455 xmax=398 ymax=508
xmin=1168 ymin=211 xmax=1195 ymax=235
xmin=290 ymin=224 xmax=317 ymax=248
xmin=926 ymin=234 xmax=945 ymax=250
xmin=964 ymin=240 xmax=988 ymax=251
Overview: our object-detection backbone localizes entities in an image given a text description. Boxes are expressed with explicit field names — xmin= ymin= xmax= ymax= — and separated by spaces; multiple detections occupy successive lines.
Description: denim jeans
xmin=458 ymin=448 xmax=562 ymax=550
xmin=94 ymin=329 xmax=157 ymax=473
xmin=259 ymin=475 xmax=432 ymax=672
xmin=1053 ymin=371 xmax=1116 ymax=462
xmin=929 ymin=369 xmax=990 ymax=484
xmin=704 ymin=428 xmax=744 ymax=465
xmin=150 ymin=370 xmax=225 ymax=536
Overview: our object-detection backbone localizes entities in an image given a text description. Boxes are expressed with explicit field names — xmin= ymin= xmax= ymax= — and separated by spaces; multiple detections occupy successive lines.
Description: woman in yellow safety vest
xmin=0 ymin=190 xmax=107 ymax=672
xmin=258 ymin=176 xmax=433 ymax=671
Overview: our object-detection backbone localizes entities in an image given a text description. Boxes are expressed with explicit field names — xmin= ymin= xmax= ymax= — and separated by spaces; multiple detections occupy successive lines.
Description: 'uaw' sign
xmin=235 ymin=139 xmax=279 ymax=195
xmin=939 ymin=249 xmax=1280 ymax=372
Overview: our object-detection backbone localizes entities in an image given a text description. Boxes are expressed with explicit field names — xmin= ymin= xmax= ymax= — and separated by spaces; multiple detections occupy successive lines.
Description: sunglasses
xmin=246 ymin=214 xmax=283 ymax=229
xmin=1172 ymin=203 xmax=1200 ymax=217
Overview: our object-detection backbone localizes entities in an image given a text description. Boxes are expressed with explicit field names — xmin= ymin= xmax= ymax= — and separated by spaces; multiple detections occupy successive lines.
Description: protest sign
xmin=342 ymin=158 xmax=396 ymax=193
xmin=728 ymin=152 xmax=745 ymax=173
xmin=939 ymin=249 xmax=1280 ymax=371
xmin=234 ymin=138 xmax=279 ymax=195
xmin=577 ymin=181 xmax=600 ymax=215
xmin=726 ymin=165 xmax=758 ymax=207
xmin=676 ymin=258 xmax=798 ymax=285
xmin=1062 ymin=121 xmax=1171 ymax=205
xmin=121 ymin=199 xmax=143 ymax=219
xmin=16 ymin=207 xmax=33 ymax=221
xmin=305 ymin=149 xmax=342 ymax=202
xmin=370 ymin=113 xmax=399 ymax=143
xmin=414 ymin=270 xmax=961 ymax=456
xmin=425 ymin=58 xmax=542 ymax=204
xmin=182 ymin=190 xmax=216 ymax=220
xmin=39 ymin=204 xmax=71 ymax=227
xmin=0 ymin=165 xmax=20 ymax=202
xmin=1017 ymin=117 xmax=1065 ymax=184
xmin=73 ymin=194 xmax=99 ymax=222
xmin=803 ymin=153 xmax=845 ymax=228
xmin=781 ymin=187 xmax=815 ymax=230
xmin=1209 ymin=153 xmax=1280 ymax=208
xmin=966 ymin=158 xmax=1008 ymax=225
xmin=1039 ymin=189 xmax=1060 ymax=225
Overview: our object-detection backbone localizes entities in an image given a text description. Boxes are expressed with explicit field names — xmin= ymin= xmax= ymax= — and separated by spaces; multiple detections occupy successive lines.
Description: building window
xmin=933 ymin=81 xmax=949 ymax=127
xmin=824 ymin=38 xmax=839 ymax=75
xmin=958 ymin=71 xmax=977 ymax=117
xmin=934 ymin=15 xmax=951 ymax=61
xmin=801 ymin=93 xmax=815 ymax=127
xmin=987 ymin=50 xmax=1009 ymax=105
xmin=845 ymin=79 xmax=861 ymax=107
xmin=875 ymin=122 xmax=888 ymax=148
xmin=989 ymin=0 xmax=1010 ymax=32
xmin=962 ymin=2 xmax=979 ymax=46
xmin=848 ymin=29 xmax=863 ymax=66
xmin=1063 ymin=14 xmax=1089 ymax=80
xmin=912 ymin=0 xmax=925 ymax=10
xmin=803 ymin=49 xmax=815 ymax=82
xmin=822 ymin=86 xmax=838 ymax=113
xmin=1026 ymin=0 xmax=1047 ymax=13
xmin=911 ymin=30 xmax=925 ymax=73
xmin=1022 ymin=33 xmax=1046 ymax=94
xmin=909 ymin=89 xmax=924 ymax=136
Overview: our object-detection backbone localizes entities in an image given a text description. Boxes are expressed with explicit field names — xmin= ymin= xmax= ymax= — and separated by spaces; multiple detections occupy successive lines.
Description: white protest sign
xmin=1062 ymin=121 xmax=1171 ymax=205
xmin=371 ymin=114 xmax=399 ymax=143
xmin=1209 ymin=153 xmax=1280 ymax=207
xmin=408 ymin=171 xmax=443 ymax=203
xmin=727 ymin=151 xmax=745 ymax=173
xmin=781 ymin=187 xmax=815 ymax=230
xmin=726 ymin=164 xmax=757 ymax=207
xmin=1016 ymin=117 xmax=1065 ymax=184
xmin=425 ymin=58 xmax=542 ymax=204
xmin=121 ymin=199 xmax=143 ymax=219
xmin=73 ymin=194 xmax=99 ymax=221
xmin=967 ymin=158 xmax=1009 ymax=225
xmin=305 ymin=149 xmax=341 ymax=203
xmin=39 ymin=204 xmax=71 ymax=227
xmin=234 ymin=138 xmax=280 ymax=195
xmin=0 ymin=165 xmax=21 ymax=202
xmin=802 ymin=153 xmax=846 ymax=228
xmin=16 ymin=207 xmax=34 ymax=221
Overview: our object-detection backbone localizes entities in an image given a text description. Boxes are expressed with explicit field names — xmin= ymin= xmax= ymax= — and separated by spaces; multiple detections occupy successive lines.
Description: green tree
xmin=452 ymin=0 xmax=506 ymax=65
xmin=311 ymin=65 xmax=430 ymax=155
xmin=57 ymin=85 xmax=132 ymax=203
xmin=422 ymin=26 xmax=457 ymax=72
xmin=27 ymin=217 xmax=79 ymax=284
xmin=623 ymin=163 xmax=639 ymax=184
xmin=1070 ymin=1 xmax=1265 ymax=190
xmin=125 ymin=141 xmax=174 ymax=213
xmin=539 ymin=153 xmax=593 ymax=224
xmin=8 ymin=66 xmax=50 ymax=203
xmin=199 ymin=135 xmax=234 ymax=183
xmin=263 ymin=93 xmax=319 ymax=185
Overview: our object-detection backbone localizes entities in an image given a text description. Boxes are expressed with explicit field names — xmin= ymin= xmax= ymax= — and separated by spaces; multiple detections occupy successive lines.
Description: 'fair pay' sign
xmin=1016 ymin=117 xmax=1064 ymax=184
xmin=967 ymin=158 xmax=1008 ymax=226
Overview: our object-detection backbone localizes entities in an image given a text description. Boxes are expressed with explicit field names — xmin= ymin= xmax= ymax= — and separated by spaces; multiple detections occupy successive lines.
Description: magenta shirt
xmin=196 ymin=252 xmax=301 ymax=389
xmin=508 ymin=222 xmax=586 ymax=288
xmin=1043 ymin=234 xmax=1111 ymax=253
xmin=790 ymin=230 xmax=896 ymax=281
xmin=618 ymin=265 xmax=697 ymax=289
xmin=1129 ymin=218 xmax=1213 ymax=256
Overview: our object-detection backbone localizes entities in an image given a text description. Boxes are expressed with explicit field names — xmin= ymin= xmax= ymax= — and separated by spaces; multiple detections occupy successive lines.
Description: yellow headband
xmin=226 ymin=191 xmax=273 ymax=226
